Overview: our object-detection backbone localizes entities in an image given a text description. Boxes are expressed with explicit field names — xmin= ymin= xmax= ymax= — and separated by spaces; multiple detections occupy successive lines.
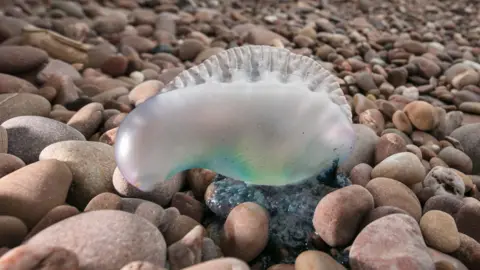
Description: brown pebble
xmin=420 ymin=210 xmax=460 ymax=253
xmin=406 ymin=144 xmax=423 ymax=160
xmin=104 ymin=100 xmax=131 ymax=113
xmin=0 ymin=160 xmax=72 ymax=229
xmin=423 ymin=166 xmax=465 ymax=197
xmin=37 ymin=86 xmax=58 ymax=102
xmin=0 ymin=73 xmax=38 ymax=94
xmin=434 ymin=261 xmax=456 ymax=270
xmin=371 ymin=152 xmax=426 ymax=186
xmin=430 ymin=157 xmax=449 ymax=168
xmin=403 ymin=101 xmax=439 ymax=131
xmin=429 ymin=248 xmax=467 ymax=269
xmin=416 ymin=187 xmax=437 ymax=205
xmin=0 ymin=245 xmax=80 ymax=270
xmin=128 ymin=80 xmax=164 ymax=106
xmin=360 ymin=206 xmax=409 ymax=229
xmin=26 ymin=210 xmax=167 ymax=269
xmin=295 ymin=250 xmax=346 ymax=270
xmin=167 ymin=225 xmax=204 ymax=270
xmin=366 ymin=177 xmax=422 ymax=221
xmin=423 ymin=195 xmax=464 ymax=217
xmin=392 ymin=110 xmax=413 ymax=134
xmin=164 ymin=214 xmax=203 ymax=245
xmin=170 ymin=192 xmax=204 ymax=223
xmin=104 ymin=113 xmax=126 ymax=131
xmin=353 ymin=94 xmax=378 ymax=115
xmin=84 ymin=192 xmax=122 ymax=212
xmin=178 ymin=39 xmax=206 ymax=61
xmin=99 ymin=127 xmax=118 ymax=145
xmin=359 ymin=109 xmax=385 ymax=135
xmin=113 ymin=167 xmax=185 ymax=207
xmin=420 ymin=145 xmax=437 ymax=161
xmin=201 ymin=237 xmax=222 ymax=261
xmin=0 ymin=153 xmax=25 ymax=178
xmin=24 ymin=205 xmax=80 ymax=241
xmin=0 ymin=216 xmax=28 ymax=248
xmin=0 ymin=45 xmax=48 ymax=74
xmin=67 ymin=102 xmax=104 ymax=139
xmin=350 ymin=214 xmax=435 ymax=269
xmin=349 ymin=163 xmax=372 ymax=186
xmin=187 ymin=168 xmax=216 ymax=200
xmin=455 ymin=198 xmax=480 ymax=243
xmin=313 ymin=185 xmax=374 ymax=247
xmin=438 ymin=146 xmax=473 ymax=174
xmin=0 ymin=93 xmax=51 ymax=124
xmin=50 ymin=109 xmax=76 ymax=123
xmin=101 ymin=55 xmax=129 ymax=77
xmin=374 ymin=133 xmax=406 ymax=164
xmin=221 ymin=202 xmax=269 ymax=262
xmin=450 ymin=233 xmax=480 ymax=270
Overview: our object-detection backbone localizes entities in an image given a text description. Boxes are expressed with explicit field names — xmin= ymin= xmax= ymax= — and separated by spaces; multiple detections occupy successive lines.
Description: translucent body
xmin=115 ymin=45 xmax=355 ymax=191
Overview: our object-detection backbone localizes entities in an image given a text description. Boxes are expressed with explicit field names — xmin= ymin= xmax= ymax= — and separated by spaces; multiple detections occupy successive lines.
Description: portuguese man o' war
xmin=115 ymin=45 xmax=355 ymax=192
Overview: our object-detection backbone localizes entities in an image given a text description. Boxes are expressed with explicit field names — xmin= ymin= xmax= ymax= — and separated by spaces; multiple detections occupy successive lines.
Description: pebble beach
xmin=0 ymin=0 xmax=480 ymax=269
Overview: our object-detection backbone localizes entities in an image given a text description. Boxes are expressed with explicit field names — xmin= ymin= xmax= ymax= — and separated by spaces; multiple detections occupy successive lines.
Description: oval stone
xmin=26 ymin=210 xmax=167 ymax=270
xmin=350 ymin=214 xmax=435 ymax=270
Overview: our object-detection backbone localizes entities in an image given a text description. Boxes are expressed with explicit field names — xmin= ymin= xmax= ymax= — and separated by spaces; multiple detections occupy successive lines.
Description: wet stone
xmin=205 ymin=167 xmax=345 ymax=267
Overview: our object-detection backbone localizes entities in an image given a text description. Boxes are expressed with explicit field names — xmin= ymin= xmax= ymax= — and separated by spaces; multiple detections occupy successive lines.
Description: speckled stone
xmin=350 ymin=214 xmax=434 ymax=269
xmin=1 ymin=116 xmax=85 ymax=164
xmin=26 ymin=210 xmax=167 ymax=270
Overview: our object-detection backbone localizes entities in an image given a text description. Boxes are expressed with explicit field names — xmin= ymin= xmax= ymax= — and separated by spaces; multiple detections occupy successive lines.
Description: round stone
xmin=403 ymin=101 xmax=439 ymax=131
xmin=128 ymin=80 xmax=164 ymax=106
xmin=67 ymin=102 xmax=104 ymax=139
xmin=26 ymin=210 xmax=167 ymax=270
xmin=24 ymin=205 xmax=80 ymax=241
xmin=39 ymin=141 xmax=116 ymax=209
xmin=0 ymin=94 xmax=51 ymax=124
xmin=220 ymin=202 xmax=269 ymax=262
xmin=350 ymin=214 xmax=435 ymax=269
xmin=371 ymin=152 xmax=426 ymax=186
xmin=420 ymin=210 xmax=460 ymax=253
xmin=313 ymin=185 xmax=374 ymax=247
xmin=366 ymin=177 xmax=422 ymax=221
xmin=1 ymin=116 xmax=85 ymax=164
xmin=450 ymin=233 xmax=480 ymax=270
xmin=113 ymin=167 xmax=185 ymax=208
xmin=0 ymin=216 xmax=28 ymax=248
xmin=374 ymin=133 xmax=407 ymax=164
xmin=423 ymin=166 xmax=465 ymax=197
xmin=0 ymin=153 xmax=25 ymax=178
xmin=349 ymin=163 xmax=372 ymax=187
xmin=0 ymin=245 xmax=80 ymax=270
xmin=0 ymin=160 xmax=72 ymax=228
xmin=339 ymin=124 xmax=379 ymax=174
xmin=392 ymin=110 xmax=413 ymax=134
xmin=455 ymin=199 xmax=480 ymax=243
xmin=438 ymin=146 xmax=473 ymax=174
xmin=423 ymin=195 xmax=464 ymax=217
xmin=0 ymin=46 xmax=48 ymax=74
xmin=360 ymin=206 xmax=409 ymax=229
xmin=359 ymin=109 xmax=385 ymax=135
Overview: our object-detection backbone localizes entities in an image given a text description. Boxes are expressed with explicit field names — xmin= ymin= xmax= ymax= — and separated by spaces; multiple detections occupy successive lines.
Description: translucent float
xmin=115 ymin=45 xmax=355 ymax=191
